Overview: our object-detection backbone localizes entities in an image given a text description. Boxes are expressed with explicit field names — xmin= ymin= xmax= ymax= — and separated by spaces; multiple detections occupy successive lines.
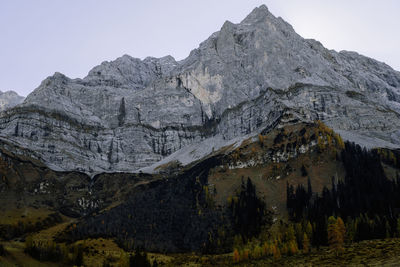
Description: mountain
xmin=0 ymin=90 xmax=24 ymax=111
xmin=0 ymin=5 xmax=399 ymax=174
xmin=1 ymin=120 xmax=399 ymax=254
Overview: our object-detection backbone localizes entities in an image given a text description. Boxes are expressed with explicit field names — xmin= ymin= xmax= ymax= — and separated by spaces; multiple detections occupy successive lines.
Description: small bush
xmin=0 ymin=244 xmax=7 ymax=256
xmin=129 ymin=250 xmax=151 ymax=267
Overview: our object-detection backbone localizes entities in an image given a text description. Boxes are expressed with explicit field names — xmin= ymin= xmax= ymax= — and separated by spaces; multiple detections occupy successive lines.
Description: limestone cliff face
xmin=0 ymin=5 xmax=399 ymax=174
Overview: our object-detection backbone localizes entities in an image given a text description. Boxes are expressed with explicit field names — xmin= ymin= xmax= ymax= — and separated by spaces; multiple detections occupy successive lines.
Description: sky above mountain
xmin=1 ymin=0 xmax=399 ymax=96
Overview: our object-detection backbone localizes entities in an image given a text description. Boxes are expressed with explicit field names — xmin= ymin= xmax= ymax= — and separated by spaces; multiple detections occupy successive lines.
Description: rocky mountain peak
xmin=241 ymin=4 xmax=294 ymax=33
xmin=0 ymin=5 xmax=399 ymax=174
xmin=82 ymin=54 xmax=178 ymax=90
xmin=242 ymin=4 xmax=272 ymax=22
xmin=0 ymin=90 xmax=25 ymax=111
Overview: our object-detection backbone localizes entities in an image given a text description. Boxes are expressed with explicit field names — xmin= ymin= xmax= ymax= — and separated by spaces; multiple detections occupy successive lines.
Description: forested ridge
xmin=3 ymin=123 xmax=400 ymax=266
xmin=287 ymin=142 xmax=400 ymax=247
xmin=60 ymin=156 xmax=271 ymax=254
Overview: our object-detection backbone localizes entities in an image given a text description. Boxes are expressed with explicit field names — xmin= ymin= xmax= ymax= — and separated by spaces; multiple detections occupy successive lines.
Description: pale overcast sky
xmin=1 ymin=0 xmax=399 ymax=96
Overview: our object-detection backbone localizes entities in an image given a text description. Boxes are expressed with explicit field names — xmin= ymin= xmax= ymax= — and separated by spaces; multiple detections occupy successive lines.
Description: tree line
xmin=0 ymin=212 xmax=62 ymax=240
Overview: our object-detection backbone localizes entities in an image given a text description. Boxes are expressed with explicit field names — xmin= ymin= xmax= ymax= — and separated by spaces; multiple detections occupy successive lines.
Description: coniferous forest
xmin=287 ymin=142 xmax=400 ymax=247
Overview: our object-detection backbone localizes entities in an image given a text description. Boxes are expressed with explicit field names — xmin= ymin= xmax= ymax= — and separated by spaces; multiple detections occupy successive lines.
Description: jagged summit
xmin=0 ymin=5 xmax=399 ymax=174
xmin=0 ymin=90 xmax=24 ymax=112
xmin=242 ymin=4 xmax=274 ymax=23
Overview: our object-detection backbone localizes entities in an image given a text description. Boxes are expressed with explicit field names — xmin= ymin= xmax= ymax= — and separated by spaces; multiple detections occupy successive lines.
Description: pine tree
xmin=307 ymin=178 xmax=312 ymax=199
xmin=233 ymin=248 xmax=240 ymax=263
xmin=263 ymin=241 xmax=273 ymax=256
xmin=286 ymin=224 xmax=296 ymax=242
xmin=72 ymin=244 xmax=84 ymax=266
xmin=337 ymin=217 xmax=346 ymax=243
xmin=345 ymin=220 xmax=356 ymax=242
xmin=397 ymin=217 xmax=400 ymax=237
xmin=301 ymin=164 xmax=308 ymax=176
xmin=242 ymin=249 xmax=249 ymax=261
xmin=272 ymin=244 xmax=281 ymax=260
xmin=328 ymin=216 xmax=338 ymax=250
xmin=59 ymin=243 xmax=69 ymax=263
xmin=302 ymin=233 xmax=310 ymax=254
xmin=385 ymin=220 xmax=391 ymax=238
xmin=288 ymin=240 xmax=299 ymax=255
xmin=129 ymin=251 xmax=151 ymax=267
xmin=327 ymin=216 xmax=345 ymax=255
xmin=305 ymin=221 xmax=313 ymax=242
xmin=295 ymin=223 xmax=303 ymax=248
xmin=0 ymin=244 xmax=6 ymax=256
xmin=253 ymin=245 xmax=263 ymax=259
xmin=25 ymin=235 xmax=34 ymax=251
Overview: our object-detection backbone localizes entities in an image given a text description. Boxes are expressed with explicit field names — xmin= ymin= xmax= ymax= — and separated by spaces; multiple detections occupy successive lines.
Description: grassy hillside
xmin=1 ymin=121 xmax=400 ymax=266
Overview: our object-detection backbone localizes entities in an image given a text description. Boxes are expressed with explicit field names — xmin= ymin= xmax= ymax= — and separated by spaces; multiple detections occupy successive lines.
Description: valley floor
xmin=2 ymin=236 xmax=400 ymax=266
xmin=166 ymin=239 xmax=400 ymax=266
xmin=236 ymin=239 xmax=400 ymax=267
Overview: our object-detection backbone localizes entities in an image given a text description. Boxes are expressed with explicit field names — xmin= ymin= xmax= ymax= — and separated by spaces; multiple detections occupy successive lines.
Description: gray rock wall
xmin=0 ymin=5 xmax=399 ymax=174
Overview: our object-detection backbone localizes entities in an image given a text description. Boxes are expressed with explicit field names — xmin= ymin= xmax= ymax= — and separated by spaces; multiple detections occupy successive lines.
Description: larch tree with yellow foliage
xmin=327 ymin=216 xmax=346 ymax=255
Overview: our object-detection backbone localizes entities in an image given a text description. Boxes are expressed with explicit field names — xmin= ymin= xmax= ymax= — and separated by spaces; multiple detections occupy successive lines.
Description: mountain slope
xmin=0 ymin=121 xmax=399 ymax=254
xmin=56 ymin=122 xmax=400 ymax=253
xmin=0 ymin=5 xmax=399 ymax=174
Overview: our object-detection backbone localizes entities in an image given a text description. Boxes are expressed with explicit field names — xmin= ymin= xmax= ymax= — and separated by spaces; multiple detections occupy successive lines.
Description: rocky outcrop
xmin=0 ymin=140 xmax=154 ymax=218
xmin=0 ymin=5 xmax=399 ymax=174
xmin=0 ymin=90 xmax=24 ymax=111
